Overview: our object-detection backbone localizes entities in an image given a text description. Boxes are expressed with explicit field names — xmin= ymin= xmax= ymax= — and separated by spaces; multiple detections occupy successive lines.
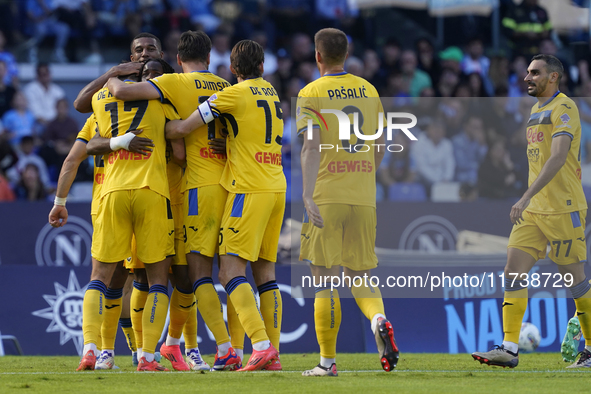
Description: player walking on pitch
xmin=297 ymin=28 xmax=399 ymax=376
xmin=472 ymin=54 xmax=591 ymax=368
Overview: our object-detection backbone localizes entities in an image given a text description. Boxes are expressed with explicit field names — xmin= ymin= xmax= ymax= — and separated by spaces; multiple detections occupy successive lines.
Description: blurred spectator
xmin=0 ymin=60 xmax=15 ymax=117
xmin=380 ymin=37 xmax=401 ymax=76
xmin=7 ymin=136 xmax=52 ymax=191
xmin=182 ymin=0 xmax=220 ymax=33
xmin=377 ymin=131 xmax=416 ymax=197
xmin=252 ymin=31 xmax=278 ymax=76
xmin=40 ymin=98 xmax=78 ymax=182
xmin=502 ymin=0 xmax=551 ymax=56
xmin=466 ymin=73 xmax=489 ymax=97
xmin=0 ymin=131 xmax=17 ymax=175
xmin=435 ymin=67 xmax=460 ymax=97
xmin=163 ymin=29 xmax=183 ymax=73
xmin=452 ymin=116 xmax=488 ymax=185
xmin=274 ymin=48 xmax=292 ymax=98
xmin=345 ymin=56 xmax=363 ymax=77
xmin=539 ymin=38 xmax=573 ymax=91
xmin=439 ymin=46 xmax=463 ymax=75
xmin=290 ymin=32 xmax=315 ymax=74
xmin=508 ymin=55 xmax=528 ymax=98
xmin=24 ymin=63 xmax=66 ymax=127
xmin=0 ymin=0 xmax=20 ymax=47
xmin=268 ymin=0 xmax=313 ymax=44
xmin=411 ymin=120 xmax=455 ymax=195
xmin=1 ymin=92 xmax=36 ymax=146
xmin=478 ymin=139 xmax=518 ymax=199
xmin=453 ymin=82 xmax=472 ymax=98
xmin=461 ymin=37 xmax=493 ymax=96
xmin=25 ymin=0 xmax=70 ymax=63
xmin=216 ymin=64 xmax=234 ymax=85
xmin=363 ymin=49 xmax=385 ymax=88
xmin=577 ymin=81 xmax=591 ymax=164
xmin=0 ymin=170 xmax=14 ymax=201
xmin=384 ymin=71 xmax=411 ymax=106
xmin=0 ymin=31 xmax=18 ymax=87
xmin=481 ymin=88 xmax=521 ymax=141
xmin=93 ymin=0 xmax=141 ymax=38
xmin=488 ymin=55 xmax=510 ymax=92
xmin=13 ymin=163 xmax=47 ymax=201
xmin=52 ymin=0 xmax=102 ymax=62
xmin=401 ymin=50 xmax=432 ymax=98
xmin=297 ymin=62 xmax=317 ymax=87
xmin=209 ymin=28 xmax=232 ymax=73
xmin=416 ymin=37 xmax=441 ymax=87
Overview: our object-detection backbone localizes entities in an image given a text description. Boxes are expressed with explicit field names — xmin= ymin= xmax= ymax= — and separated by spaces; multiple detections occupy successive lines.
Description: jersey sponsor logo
xmin=526 ymin=127 xmax=544 ymax=145
xmin=399 ymin=215 xmax=458 ymax=251
xmin=108 ymin=150 xmax=152 ymax=164
xmin=255 ymin=151 xmax=282 ymax=165
xmin=35 ymin=215 xmax=93 ymax=267
xmin=200 ymin=147 xmax=226 ymax=159
xmin=559 ymin=113 xmax=572 ymax=128
xmin=95 ymin=173 xmax=105 ymax=185
xmin=32 ymin=270 xmax=86 ymax=355
xmin=528 ymin=147 xmax=540 ymax=162
xmin=327 ymin=160 xmax=373 ymax=173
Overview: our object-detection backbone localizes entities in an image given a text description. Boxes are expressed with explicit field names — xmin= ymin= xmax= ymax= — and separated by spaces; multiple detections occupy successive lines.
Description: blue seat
xmin=388 ymin=183 xmax=427 ymax=201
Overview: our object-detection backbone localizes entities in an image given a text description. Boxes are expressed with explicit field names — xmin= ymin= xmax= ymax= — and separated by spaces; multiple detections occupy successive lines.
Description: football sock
xmin=571 ymin=277 xmax=591 ymax=347
xmin=252 ymin=340 xmax=271 ymax=351
xmin=142 ymin=285 xmax=169 ymax=354
xmin=258 ymin=280 xmax=282 ymax=350
xmin=315 ymin=287 xmax=341 ymax=360
xmin=82 ymin=343 xmax=98 ymax=356
xmin=371 ymin=313 xmax=387 ymax=335
xmin=82 ymin=280 xmax=107 ymax=347
xmin=101 ymin=287 xmax=123 ymax=350
xmin=193 ymin=277 xmax=231 ymax=345
xmin=235 ymin=348 xmax=244 ymax=361
xmin=218 ymin=341 xmax=231 ymax=356
xmin=167 ymin=286 xmax=194 ymax=343
xmin=502 ymin=341 xmax=519 ymax=354
xmin=119 ymin=318 xmax=136 ymax=352
xmin=502 ymin=280 xmax=528 ymax=344
xmin=227 ymin=295 xmax=245 ymax=352
xmin=183 ymin=299 xmax=198 ymax=351
xmin=225 ymin=276 xmax=269 ymax=346
xmin=351 ymin=279 xmax=385 ymax=322
xmin=320 ymin=356 xmax=336 ymax=368
xmin=130 ymin=281 xmax=149 ymax=350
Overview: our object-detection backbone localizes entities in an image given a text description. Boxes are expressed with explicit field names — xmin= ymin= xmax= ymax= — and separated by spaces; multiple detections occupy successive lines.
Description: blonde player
xmin=297 ymin=28 xmax=398 ymax=376
xmin=472 ymin=54 xmax=591 ymax=368
xmin=165 ymin=40 xmax=285 ymax=372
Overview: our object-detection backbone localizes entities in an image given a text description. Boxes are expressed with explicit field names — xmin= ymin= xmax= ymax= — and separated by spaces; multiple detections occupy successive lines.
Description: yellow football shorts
xmin=92 ymin=189 xmax=174 ymax=264
xmin=508 ymin=210 xmax=587 ymax=265
xmin=184 ymin=184 xmax=228 ymax=258
xmin=219 ymin=192 xmax=285 ymax=262
xmin=300 ymin=204 xmax=378 ymax=271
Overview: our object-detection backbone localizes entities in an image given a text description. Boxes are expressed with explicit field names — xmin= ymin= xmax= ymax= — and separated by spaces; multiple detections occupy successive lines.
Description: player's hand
xmin=128 ymin=129 xmax=154 ymax=155
xmin=112 ymin=62 xmax=142 ymax=78
xmin=303 ymin=197 xmax=324 ymax=228
xmin=49 ymin=205 xmax=68 ymax=228
xmin=510 ymin=197 xmax=530 ymax=225
xmin=208 ymin=138 xmax=226 ymax=155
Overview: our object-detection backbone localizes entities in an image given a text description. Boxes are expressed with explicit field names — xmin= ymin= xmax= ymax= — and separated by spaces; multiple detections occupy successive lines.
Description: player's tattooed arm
xmin=170 ymin=138 xmax=186 ymax=168
xmin=73 ymin=63 xmax=143 ymax=113
xmin=86 ymin=130 xmax=154 ymax=155
xmin=510 ymin=135 xmax=570 ymax=224
xmin=301 ymin=124 xmax=324 ymax=228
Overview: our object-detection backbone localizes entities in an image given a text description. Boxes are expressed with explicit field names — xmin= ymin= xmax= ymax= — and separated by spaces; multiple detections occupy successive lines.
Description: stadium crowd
xmin=0 ymin=0 xmax=590 ymax=202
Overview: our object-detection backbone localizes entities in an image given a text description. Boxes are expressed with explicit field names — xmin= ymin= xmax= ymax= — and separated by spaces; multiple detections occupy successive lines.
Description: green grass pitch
xmin=0 ymin=353 xmax=589 ymax=393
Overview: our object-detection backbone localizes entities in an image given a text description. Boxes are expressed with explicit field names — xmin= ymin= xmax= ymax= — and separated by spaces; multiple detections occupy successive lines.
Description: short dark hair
xmin=178 ymin=30 xmax=212 ymax=63
xmin=531 ymin=54 xmax=563 ymax=83
xmin=314 ymin=28 xmax=348 ymax=66
xmin=139 ymin=58 xmax=175 ymax=81
xmin=36 ymin=62 xmax=49 ymax=75
xmin=230 ymin=40 xmax=264 ymax=79
xmin=131 ymin=33 xmax=162 ymax=52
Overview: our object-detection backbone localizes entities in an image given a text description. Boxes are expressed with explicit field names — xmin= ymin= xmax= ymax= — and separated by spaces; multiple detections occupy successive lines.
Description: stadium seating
xmin=388 ymin=183 xmax=426 ymax=201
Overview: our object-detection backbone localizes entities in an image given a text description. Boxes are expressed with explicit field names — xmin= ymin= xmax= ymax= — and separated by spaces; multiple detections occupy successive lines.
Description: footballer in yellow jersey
xmin=165 ymin=39 xmax=283 ymax=371
xmin=299 ymin=28 xmax=398 ymax=376
xmin=472 ymin=54 xmax=591 ymax=369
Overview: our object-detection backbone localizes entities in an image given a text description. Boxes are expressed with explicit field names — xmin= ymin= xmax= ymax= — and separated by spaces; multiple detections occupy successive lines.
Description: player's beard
xmin=527 ymin=79 xmax=548 ymax=97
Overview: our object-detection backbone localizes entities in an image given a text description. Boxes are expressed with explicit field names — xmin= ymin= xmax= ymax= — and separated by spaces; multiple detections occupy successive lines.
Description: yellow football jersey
xmin=91 ymin=86 xmax=180 ymax=199
xmin=525 ymin=92 xmax=587 ymax=214
xmin=208 ymin=77 xmax=286 ymax=193
xmin=75 ymin=113 xmax=103 ymax=215
xmin=296 ymin=72 xmax=383 ymax=207
xmin=149 ymin=71 xmax=230 ymax=191
xmin=165 ymin=141 xmax=183 ymax=205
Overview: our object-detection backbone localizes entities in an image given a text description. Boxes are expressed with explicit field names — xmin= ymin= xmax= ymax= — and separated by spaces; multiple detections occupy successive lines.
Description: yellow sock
xmin=183 ymin=300 xmax=198 ymax=350
xmin=258 ymin=281 xmax=282 ymax=350
xmin=502 ymin=288 xmax=528 ymax=344
xmin=131 ymin=281 xmax=149 ymax=350
xmin=142 ymin=285 xmax=170 ymax=354
xmin=119 ymin=318 xmax=136 ymax=352
xmin=351 ymin=280 xmax=385 ymax=321
xmin=101 ymin=288 xmax=123 ymax=350
xmin=225 ymin=277 xmax=268 ymax=345
xmin=227 ymin=295 xmax=245 ymax=350
xmin=193 ymin=277 xmax=230 ymax=345
xmin=571 ymin=278 xmax=591 ymax=346
xmin=82 ymin=280 xmax=107 ymax=347
xmin=168 ymin=287 xmax=195 ymax=340
xmin=315 ymin=288 xmax=341 ymax=359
